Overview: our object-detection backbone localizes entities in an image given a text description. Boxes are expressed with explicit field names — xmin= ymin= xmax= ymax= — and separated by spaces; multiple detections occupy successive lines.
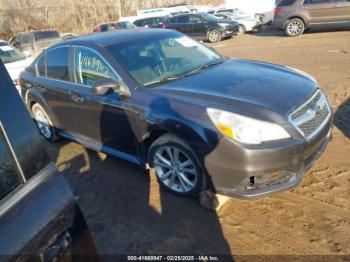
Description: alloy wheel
xmin=287 ymin=21 xmax=303 ymax=36
xmin=32 ymin=104 xmax=53 ymax=139
xmin=153 ymin=146 xmax=198 ymax=193
xmin=208 ymin=30 xmax=220 ymax=43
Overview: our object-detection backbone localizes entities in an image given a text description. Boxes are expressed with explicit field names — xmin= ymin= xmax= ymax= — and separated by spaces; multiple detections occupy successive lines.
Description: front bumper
xmin=221 ymin=25 xmax=239 ymax=37
xmin=204 ymin=119 xmax=332 ymax=199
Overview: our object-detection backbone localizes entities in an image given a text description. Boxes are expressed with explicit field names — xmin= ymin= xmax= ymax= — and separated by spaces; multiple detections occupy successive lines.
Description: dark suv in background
xmin=164 ymin=13 xmax=239 ymax=42
xmin=0 ymin=61 xmax=96 ymax=260
xmin=274 ymin=0 xmax=350 ymax=36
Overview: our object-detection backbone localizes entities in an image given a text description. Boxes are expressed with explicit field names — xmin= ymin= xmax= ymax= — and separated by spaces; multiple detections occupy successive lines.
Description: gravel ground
xmin=47 ymin=28 xmax=350 ymax=259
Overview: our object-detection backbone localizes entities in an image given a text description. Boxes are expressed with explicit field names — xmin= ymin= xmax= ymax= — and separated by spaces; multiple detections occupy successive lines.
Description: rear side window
xmin=46 ymin=47 xmax=69 ymax=81
xmin=277 ymin=0 xmax=296 ymax=5
xmin=177 ymin=15 xmax=190 ymax=24
xmin=34 ymin=31 xmax=60 ymax=41
xmin=0 ymin=127 xmax=22 ymax=201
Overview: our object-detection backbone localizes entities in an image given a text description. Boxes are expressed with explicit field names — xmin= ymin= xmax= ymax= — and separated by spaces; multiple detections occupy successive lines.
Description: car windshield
xmin=199 ymin=13 xmax=219 ymax=22
xmin=0 ymin=43 xmax=26 ymax=64
xmin=106 ymin=33 xmax=224 ymax=86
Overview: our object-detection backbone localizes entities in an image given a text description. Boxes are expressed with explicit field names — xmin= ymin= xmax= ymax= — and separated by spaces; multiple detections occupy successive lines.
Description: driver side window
xmin=73 ymin=47 xmax=119 ymax=87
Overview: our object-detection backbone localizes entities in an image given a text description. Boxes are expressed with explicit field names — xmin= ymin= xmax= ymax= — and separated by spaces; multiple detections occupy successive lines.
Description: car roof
xmin=51 ymin=28 xmax=177 ymax=49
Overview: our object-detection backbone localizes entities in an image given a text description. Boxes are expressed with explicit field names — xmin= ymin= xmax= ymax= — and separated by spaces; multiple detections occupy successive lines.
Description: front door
xmin=189 ymin=15 xmax=206 ymax=38
xmin=69 ymin=46 xmax=137 ymax=155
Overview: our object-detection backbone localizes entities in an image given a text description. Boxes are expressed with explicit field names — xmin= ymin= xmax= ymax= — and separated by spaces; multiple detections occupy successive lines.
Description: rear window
xmin=34 ymin=31 xmax=60 ymax=41
xmin=277 ymin=0 xmax=297 ymax=6
xmin=0 ymin=42 xmax=26 ymax=64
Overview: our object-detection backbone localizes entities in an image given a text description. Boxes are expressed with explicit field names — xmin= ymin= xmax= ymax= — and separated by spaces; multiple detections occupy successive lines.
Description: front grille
xmin=289 ymin=90 xmax=330 ymax=140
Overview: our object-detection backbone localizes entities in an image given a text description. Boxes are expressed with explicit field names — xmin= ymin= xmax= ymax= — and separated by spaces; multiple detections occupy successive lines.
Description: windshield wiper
xmin=143 ymin=60 xmax=224 ymax=87
xmin=178 ymin=60 xmax=224 ymax=78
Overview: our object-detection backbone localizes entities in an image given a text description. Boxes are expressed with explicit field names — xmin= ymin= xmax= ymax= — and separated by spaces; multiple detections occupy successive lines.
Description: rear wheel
xmin=285 ymin=18 xmax=305 ymax=37
xmin=31 ymin=103 xmax=58 ymax=142
xmin=207 ymin=29 xmax=221 ymax=43
xmin=148 ymin=134 xmax=204 ymax=197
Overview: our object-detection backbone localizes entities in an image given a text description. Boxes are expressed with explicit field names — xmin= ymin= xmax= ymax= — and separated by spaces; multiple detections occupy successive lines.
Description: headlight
xmin=218 ymin=23 xmax=231 ymax=27
xmin=207 ymin=108 xmax=290 ymax=144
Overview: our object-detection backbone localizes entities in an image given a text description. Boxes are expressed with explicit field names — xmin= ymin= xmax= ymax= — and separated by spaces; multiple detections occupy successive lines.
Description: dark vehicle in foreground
xmin=93 ymin=21 xmax=136 ymax=32
xmin=9 ymin=30 xmax=62 ymax=56
xmin=133 ymin=16 xmax=169 ymax=28
xmin=0 ymin=61 xmax=96 ymax=259
xmin=163 ymin=13 xmax=239 ymax=43
xmin=20 ymin=29 xmax=332 ymax=199
xmin=274 ymin=0 xmax=350 ymax=36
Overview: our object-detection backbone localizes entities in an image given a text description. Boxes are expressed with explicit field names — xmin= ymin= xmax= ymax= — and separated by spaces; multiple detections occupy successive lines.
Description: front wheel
xmin=238 ymin=24 xmax=246 ymax=35
xmin=207 ymin=29 xmax=221 ymax=43
xmin=148 ymin=134 xmax=204 ymax=197
xmin=285 ymin=18 xmax=305 ymax=37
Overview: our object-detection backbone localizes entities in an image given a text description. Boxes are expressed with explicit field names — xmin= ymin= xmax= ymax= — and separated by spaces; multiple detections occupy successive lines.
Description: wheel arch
xmin=284 ymin=16 xmax=308 ymax=29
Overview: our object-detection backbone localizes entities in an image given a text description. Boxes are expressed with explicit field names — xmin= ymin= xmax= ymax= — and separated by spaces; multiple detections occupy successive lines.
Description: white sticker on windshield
xmin=0 ymin=46 xmax=14 ymax=52
xmin=175 ymin=36 xmax=197 ymax=47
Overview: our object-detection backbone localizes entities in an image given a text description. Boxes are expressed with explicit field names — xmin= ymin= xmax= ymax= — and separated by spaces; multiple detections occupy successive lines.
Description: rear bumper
xmin=273 ymin=16 xmax=287 ymax=30
xmin=204 ymin=118 xmax=332 ymax=199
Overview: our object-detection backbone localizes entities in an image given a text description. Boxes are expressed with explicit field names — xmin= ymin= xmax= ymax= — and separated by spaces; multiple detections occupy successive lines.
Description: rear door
xmin=302 ymin=0 xmax=334 ymax=24
xmin=33 ymin=46 xmax=78 ymax=134
xmin=331 ymin=0 xmax=350 ymax=21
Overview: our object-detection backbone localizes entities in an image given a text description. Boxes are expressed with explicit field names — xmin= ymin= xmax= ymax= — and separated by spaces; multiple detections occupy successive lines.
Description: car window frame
xmin=303 ymin=0 xmax=331 ymax=4
xmin=0 ymin=121 xmax=26 ymax=203
xmin=71 ymin=45 xmax=122 ymax=89
xmin=36 ymin=45 xmax=72 ymax=83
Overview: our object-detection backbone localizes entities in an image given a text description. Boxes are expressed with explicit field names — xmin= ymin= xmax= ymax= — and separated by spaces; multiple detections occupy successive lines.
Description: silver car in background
xmin=215 ymin=12 xmax=262 ymax=34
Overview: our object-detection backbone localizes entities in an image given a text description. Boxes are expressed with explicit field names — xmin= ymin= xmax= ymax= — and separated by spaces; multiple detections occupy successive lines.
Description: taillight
xmin=163 ymin=22 xmax=169 ymax=29
xmin=274 ymin=7 xmax=283 ymax=16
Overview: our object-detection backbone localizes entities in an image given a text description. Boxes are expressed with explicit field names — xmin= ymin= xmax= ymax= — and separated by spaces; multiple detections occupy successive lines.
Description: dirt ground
xmin=47 ymin=28 xmax=350 ymax=259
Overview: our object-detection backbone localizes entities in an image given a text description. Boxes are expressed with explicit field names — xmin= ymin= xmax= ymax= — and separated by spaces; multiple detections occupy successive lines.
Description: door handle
xmin=37 ymin=85 xmax=46 ymax=93
xmin=302 ymin=5 xmax=309 ymax=10
xmin=71 ymin=94 xmax=84 ymax=103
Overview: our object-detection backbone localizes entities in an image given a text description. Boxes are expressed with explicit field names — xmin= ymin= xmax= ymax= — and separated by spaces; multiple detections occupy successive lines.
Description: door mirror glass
xmin=91 ymin=78 xmax=120 ymax=96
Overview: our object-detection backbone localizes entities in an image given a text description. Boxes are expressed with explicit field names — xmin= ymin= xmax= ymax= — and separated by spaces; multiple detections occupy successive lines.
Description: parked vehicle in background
xmin=8 ymin=30 xmax=62 ymax=57
xmin=214 ymin=12 xmax=262 ymax=34
xmin=134 ymin=16 xmax=169 ymax=28
xmin=274 ymin=0 xmax=350 ymax=36
xmin=0 ymin=61 xmax=97 ymax=260
xmin=20 ymin=29 xmax=332 ymax=199
xmin=93 ymin=21 xmax=136 ymax=32
xmin=164 ymin=13 xmax=239 ymax=42
xmin=224 ymin=0 xmax=276 ymax=24
xmin=0 ymin=40 xmax=32 ymax=94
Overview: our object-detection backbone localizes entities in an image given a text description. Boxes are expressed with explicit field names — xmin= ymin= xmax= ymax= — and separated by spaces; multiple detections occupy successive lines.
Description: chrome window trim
xmin=289 ymin=89 xmax=332 ymax=141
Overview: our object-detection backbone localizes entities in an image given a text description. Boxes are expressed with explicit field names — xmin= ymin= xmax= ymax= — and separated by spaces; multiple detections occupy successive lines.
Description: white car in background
xmin=0 ymin=40 xmax=32 ymax=94
xmin=214 ymin=12 xmax=262 ymax=34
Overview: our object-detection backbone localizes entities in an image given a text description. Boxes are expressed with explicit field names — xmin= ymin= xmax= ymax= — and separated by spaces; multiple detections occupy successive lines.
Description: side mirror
xmin=91 ymin=78 xmax=120 ymax=96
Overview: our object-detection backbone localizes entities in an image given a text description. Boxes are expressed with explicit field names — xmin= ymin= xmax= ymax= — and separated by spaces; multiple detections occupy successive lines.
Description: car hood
xmin=157 ymin=59 xmax=318 ymax=120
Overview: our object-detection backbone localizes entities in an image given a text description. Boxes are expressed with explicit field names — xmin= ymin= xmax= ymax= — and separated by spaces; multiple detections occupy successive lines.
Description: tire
xmin=207 ymin=29 xmax=221 ymax=43
xmin=31 ymin=103 xmax=59 ymax=142
xmin=285 ymin=18 xmax=305 ymax=37
xmin=238 ymin=24 xmax=246 ymax=35
xmin=148 ymin=134 xmax=204 ymax=197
